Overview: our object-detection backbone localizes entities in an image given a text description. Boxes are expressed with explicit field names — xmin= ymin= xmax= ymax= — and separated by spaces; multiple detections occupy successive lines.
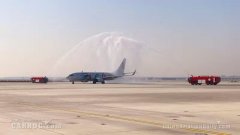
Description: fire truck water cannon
xmin=188 ymin=75 xmax=221 ymax=85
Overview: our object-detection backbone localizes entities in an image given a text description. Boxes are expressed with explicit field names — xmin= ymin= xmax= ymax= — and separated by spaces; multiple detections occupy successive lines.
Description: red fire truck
xmin=188 ymin=75 xmax=221 ymax=85
xmin=31 ymin=77 xmax=48 ymax=83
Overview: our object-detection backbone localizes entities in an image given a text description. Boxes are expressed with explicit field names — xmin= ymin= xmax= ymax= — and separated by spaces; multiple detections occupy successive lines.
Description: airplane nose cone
xmin=67 ymin=74 xmax=74 ymax=81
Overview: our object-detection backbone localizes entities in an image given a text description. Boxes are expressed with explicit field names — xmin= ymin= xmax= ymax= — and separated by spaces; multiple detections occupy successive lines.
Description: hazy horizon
xmin=0 ymin=0 xmax=240 ymax=77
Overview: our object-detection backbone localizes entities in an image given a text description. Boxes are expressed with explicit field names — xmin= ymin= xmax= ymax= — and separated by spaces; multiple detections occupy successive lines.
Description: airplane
xmin=66 ymin=58 xmax=136 ymax=84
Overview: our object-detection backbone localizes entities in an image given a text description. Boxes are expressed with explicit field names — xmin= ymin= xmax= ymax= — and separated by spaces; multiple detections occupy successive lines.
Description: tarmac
xmin=0 ymin=81 xmax=239 ymax=135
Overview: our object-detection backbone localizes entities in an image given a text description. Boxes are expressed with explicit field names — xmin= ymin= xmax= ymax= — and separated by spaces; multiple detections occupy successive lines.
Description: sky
xmin=0 ymin=0 xmax=240 ymax=77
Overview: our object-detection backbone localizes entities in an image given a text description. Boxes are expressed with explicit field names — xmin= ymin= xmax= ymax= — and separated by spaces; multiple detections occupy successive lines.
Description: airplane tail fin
xmin=113 ymin=58 xmax=126 ymax=76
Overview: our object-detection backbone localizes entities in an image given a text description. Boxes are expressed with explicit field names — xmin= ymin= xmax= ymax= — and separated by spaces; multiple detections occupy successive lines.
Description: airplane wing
xmin=103 ymin=70 xmax=136 ymax=80
xmin=124 ymin=70 xmax=136 ymax=76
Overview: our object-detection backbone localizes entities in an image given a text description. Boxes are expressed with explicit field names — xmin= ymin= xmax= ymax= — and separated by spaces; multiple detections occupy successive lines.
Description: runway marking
xmin=184 ymin=128 xmax=231 ymax=135
xmin=18 ymin=103 xmax=232 ymax=135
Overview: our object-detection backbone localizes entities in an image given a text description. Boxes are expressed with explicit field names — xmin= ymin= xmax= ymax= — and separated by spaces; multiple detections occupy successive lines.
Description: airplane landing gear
xmin=93 ymin=79 xmax=97 ymax=84
xmin=93 ymin=79 xmax=105 ymax=84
